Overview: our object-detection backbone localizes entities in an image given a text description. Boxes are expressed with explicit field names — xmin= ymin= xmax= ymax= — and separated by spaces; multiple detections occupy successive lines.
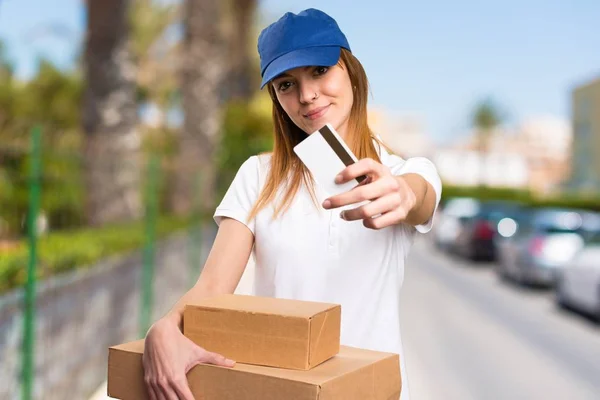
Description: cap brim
xmin=260 ymin=46 xmax=342 ymax=89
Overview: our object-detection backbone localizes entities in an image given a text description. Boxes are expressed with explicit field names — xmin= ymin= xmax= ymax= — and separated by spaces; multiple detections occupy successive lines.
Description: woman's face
xmin=271 ymin=62 xmax=353 ymax=139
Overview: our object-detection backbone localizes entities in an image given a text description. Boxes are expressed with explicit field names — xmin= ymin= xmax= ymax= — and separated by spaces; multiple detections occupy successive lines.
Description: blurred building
xmin=567 ymin=76 xmax=600 ymax=193
xmin=433 ymin=127 xmax=529 ymax=189
xmin=434 ymin=116 xmax=572 ymax=194
xmin=367 ymin=107 xmax=434 ymax=159
xmin=514 ymin=116 xmax=572 ymax=194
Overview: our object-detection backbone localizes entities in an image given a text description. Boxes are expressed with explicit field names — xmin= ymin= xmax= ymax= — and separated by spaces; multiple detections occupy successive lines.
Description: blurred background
xmin=0 ymin=0 xmax=599 ymax=399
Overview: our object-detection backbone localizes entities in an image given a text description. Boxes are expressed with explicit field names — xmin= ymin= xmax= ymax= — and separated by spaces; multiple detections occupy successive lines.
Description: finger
xmin=147 ymin=383 xmax=159 ymax=400
xmin=200 ymin=350 xmax=236 ymax=368
xmin=155 ymin=380 xmax=173 ymax=400
xmin=166 ymin=389 xmax=179 ymax=400
xmin=363 ymin=208 xmax=408 ymax=230
xmin=173 ymin=377 xmax=196 ymax=400
xmin=143 ymin=372 xmax=156 ymax=400
xmin=157 ymin=383 xmax=178 ymax=400
xmin=153 ymin=387 xmax=165 ymax=400
xmin=336 ymin=158 xmax=387 ymax=184
xmin=153 ymin=387 xmax=166 ymax=400
xmin=325 ymin=177 xmax=395 ymax=209
xmin=358 ymin=175 xmax=373 ymax=186
xmin=341 ymin=193 xmax=401 ymax=221
xmin=143 ymin=371 xmax=160 ymax=400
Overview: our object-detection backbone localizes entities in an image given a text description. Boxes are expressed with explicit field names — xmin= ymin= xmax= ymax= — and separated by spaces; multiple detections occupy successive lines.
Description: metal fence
xmin=0 ymin=125 xmax=209 ymax=399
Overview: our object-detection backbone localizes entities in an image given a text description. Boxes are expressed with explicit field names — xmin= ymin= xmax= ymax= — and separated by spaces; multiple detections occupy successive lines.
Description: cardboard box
xmin=107 ymin=339 xmax=401 ymax=400
xmin=183 ymin=294 xmax=341 ymax=370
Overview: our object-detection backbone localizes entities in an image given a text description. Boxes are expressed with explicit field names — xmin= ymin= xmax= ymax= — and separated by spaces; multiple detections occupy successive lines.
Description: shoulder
xmin=231 ymin=153 xmax=274 ymax=194
xmin=256 ymin=152 xmax=273 ymax=168
xmin=238 ymin=153 xmax=272 ymax=175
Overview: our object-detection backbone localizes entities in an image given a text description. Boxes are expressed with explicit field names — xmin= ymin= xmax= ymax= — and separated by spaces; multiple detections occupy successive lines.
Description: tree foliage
xmin=0 ymin=53 xmax=84 ymax=238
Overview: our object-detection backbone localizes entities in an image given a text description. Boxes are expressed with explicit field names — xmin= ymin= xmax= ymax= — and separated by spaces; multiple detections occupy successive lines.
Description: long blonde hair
xmin=247 ymin=48 xmax=390 ymax=221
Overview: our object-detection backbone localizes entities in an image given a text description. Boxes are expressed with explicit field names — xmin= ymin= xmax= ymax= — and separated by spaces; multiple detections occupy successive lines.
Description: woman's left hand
xmin=322 ymin=158 xmax=416 ymax=230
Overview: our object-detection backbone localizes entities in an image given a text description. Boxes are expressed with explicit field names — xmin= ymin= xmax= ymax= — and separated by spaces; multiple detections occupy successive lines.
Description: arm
xmin=143 ymin=217 xmax=254 ymax=400
xmin=162 ymin=217 xmax=255 ymax=330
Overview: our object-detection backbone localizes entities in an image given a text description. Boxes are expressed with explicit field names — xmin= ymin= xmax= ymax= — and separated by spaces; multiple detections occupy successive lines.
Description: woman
xmin=143 ymin=8 xmax=441 ymax=400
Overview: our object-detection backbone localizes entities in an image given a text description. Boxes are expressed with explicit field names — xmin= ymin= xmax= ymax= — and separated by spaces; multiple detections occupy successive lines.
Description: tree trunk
xmin=170 ymin=0 xmax=228 ymax=215
xmin=83 ymin=0 xmax=141 ymax=226
xmin=226 ymin=0 xmax=258 ymax=100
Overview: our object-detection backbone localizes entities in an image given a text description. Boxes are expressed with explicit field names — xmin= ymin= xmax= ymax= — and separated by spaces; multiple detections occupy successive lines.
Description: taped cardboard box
xmin=183 ymin=294 xmax=341 ymax=370
xmin=107 ymin=339 xmax=401 ymax=400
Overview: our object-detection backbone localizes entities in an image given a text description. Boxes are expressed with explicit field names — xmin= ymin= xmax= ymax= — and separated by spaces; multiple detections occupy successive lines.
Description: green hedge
xmin=529 ymin=195 xmax=600 ymax=212
xmin=441 ymin=184 xmax=600 ymax=212
xmin=0 ymin=215 xmax=199 ymax=294
xmin=441 ymin=185 xmax=533 ymax=203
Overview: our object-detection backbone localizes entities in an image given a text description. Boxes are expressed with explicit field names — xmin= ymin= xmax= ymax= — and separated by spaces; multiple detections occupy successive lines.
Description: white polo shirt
xmin=214 ymin=142 xmax=441 ymax=400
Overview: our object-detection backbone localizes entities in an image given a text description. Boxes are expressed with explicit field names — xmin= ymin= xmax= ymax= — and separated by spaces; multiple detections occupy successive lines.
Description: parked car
xmin=555 ymin=234 xmax=600 ymax=320
xmin=451 ymin=200 xmax=523 ymax=261
xmin=432 ymin=197 xmax=480 ymax=251
xmin=495 ymin=208 xmax=600 ymax=287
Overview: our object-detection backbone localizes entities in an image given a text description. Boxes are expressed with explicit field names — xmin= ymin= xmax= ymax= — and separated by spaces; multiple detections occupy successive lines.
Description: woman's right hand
xmin=142 ymin=317 xmax=236 ymax=400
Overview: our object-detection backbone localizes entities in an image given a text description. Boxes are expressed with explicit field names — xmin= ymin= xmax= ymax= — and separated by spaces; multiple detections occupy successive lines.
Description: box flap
xmin=186 ymin=294 xmax=338 ymax=319
xmin=187 ymin=363 xmax=319 ymax=400
xmin=309 ymin=306 xmax=341 ymax=368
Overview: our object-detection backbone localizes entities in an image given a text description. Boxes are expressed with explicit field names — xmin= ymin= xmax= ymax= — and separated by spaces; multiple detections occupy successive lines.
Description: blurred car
xmin=451 ymin=200 xmax=523 ymax=261
xmin=555 ymin=234 xmax=600 ymax=320
xmin=432 ymin=197 xmax=480 ymax=251
xmin=495 ymin=208 xmax=600 ymax=287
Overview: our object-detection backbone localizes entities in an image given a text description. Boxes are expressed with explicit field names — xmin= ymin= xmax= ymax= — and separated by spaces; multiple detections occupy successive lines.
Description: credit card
xmin=293 ymin=123 xmax=367 ymax=196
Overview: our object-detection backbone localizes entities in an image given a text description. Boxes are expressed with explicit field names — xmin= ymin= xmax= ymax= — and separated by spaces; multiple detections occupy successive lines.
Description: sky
xmin=1 ymin=0 xmax=599 ymax=144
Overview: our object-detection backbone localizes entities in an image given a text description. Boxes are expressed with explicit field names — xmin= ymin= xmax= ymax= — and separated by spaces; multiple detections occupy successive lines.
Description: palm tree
xmin=471 ymin=98 xmax=503 ymax=187
xmin=82 ymin=0 xmax=141 ymax=226
xmin=169 ymin=0 xmax=260 ymax=215
xmin=224 ymin=0 xmax=259 ymax=100
xmin=169 ymin=0 xmax=228 ymax=215
xmin=131 ymin=0 xmax=179 ymax=122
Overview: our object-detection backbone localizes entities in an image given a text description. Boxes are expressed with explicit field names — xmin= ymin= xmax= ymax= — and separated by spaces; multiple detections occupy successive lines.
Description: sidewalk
xmin=88 ymin=258 xmax=256 ymax=399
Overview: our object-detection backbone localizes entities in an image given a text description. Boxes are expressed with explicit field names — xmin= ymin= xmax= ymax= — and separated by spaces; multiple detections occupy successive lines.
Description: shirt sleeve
xmin=389 ymin=155 xmax=442 ymax=234
xmin=213 ymin=155 xmax=261 ymax=235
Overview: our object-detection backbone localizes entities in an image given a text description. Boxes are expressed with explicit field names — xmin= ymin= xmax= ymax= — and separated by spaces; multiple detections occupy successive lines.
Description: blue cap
xmin=258 ymin=8 xmax=351 ymax=89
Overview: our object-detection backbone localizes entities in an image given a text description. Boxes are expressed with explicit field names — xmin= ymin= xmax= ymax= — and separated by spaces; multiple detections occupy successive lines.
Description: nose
xmin=298 ymin=82 xmax=318 ymax=104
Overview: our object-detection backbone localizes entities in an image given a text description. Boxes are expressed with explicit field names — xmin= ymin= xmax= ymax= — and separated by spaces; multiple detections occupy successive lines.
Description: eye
xmin=314 ymin=66 xmax=329 ymax=76
xmin=277 ymin=80 xmax=293 ymax=92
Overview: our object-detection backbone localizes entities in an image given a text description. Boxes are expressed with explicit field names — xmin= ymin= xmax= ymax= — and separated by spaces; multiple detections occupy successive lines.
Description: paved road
xmin=401 ymin=238 xmax=600 ymax=400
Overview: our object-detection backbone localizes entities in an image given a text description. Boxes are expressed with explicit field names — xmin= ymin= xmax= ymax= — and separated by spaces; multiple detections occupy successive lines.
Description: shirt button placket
xmin=328 ymin=209 xmax=340 ymax=256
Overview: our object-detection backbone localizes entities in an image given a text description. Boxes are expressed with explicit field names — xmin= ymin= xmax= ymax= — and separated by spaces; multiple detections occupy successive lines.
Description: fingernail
xmin=335 ymin=174 xmax=343 ymax=184
xmin=323 ymin=200 xmax=331 ymax=209
xmin=226 ymin=358 xmax=236 ymax=366
xmin=340 ymin=211 xmax=346 ymax=220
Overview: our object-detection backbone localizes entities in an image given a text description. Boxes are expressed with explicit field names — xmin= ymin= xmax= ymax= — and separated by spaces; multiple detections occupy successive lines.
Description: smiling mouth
xmin=303 ymin=104 xmax=330 ymax=120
